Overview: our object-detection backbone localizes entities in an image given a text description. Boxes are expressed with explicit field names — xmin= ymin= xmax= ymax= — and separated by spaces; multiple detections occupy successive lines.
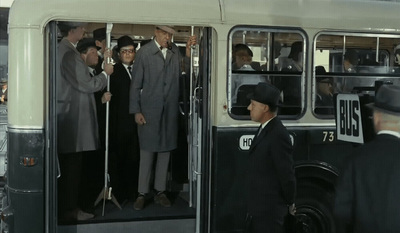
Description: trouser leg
xmin=58 ymin=152 xmax=83 ymax=214
xmin=137 ymin=150 xmax=154 ymax=194
xmin=154 ymin=152 xmax=170 ymax=192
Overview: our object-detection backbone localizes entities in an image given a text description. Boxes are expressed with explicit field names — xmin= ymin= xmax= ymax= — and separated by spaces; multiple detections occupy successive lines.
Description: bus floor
xmin=58 ymin=192 xmax=196 ymax=233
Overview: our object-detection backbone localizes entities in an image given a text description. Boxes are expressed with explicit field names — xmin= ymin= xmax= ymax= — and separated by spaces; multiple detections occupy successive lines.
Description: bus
xmin=4 ymin=0 xmax=400 ymax=232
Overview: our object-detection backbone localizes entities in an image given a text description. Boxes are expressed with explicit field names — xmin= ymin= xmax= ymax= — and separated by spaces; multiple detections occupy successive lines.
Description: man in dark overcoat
xmin=245 ymin=82 xmax=296 ymax=233
xmin=109 ymin=35 xmax=139 ymax=201
xmin=57 ymin=22 xmax=113 ymax=221
xmin=129 ymin=25 xmax=196 ymax=210
xmin=334 ymin=85 xmax=400 ymax=233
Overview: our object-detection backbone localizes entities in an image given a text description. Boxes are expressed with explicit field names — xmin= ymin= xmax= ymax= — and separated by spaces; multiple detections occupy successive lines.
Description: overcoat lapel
xmin=249 ymin=118 xmax=276 ymax=153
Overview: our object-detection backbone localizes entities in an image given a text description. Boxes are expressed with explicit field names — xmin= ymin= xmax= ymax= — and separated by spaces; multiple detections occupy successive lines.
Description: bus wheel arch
xmin=293 ymin=161 xmax=338 ymax=233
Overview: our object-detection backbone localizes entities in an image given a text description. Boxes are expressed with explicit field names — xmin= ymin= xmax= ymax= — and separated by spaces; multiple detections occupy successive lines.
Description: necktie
xmin=128 ymin=66 xmax=132 ymax=73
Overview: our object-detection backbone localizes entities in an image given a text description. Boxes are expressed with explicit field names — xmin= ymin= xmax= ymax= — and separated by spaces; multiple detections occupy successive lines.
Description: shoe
xmin=60 ymin=209 xmax=94 ymax=222
xmin=154 ymin=192 xmax=171 ymax=207
xmin=76 ymin=209 xmax=94 ymax=221
xmin=134 ymin=195 xmax=145 ymax=210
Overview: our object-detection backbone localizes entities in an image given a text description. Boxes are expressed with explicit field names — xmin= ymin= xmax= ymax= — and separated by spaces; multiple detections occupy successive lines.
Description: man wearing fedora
xmin=108 ymin=35 xmax=139 ymax=202
xmin=57 ymin=22 xmax=113 ymax=221
xmin=129 ymin=25 xmax=196 ymax=210
xmin=245 ymin=82 xmax=296 ymax=233
xmin=334 ymin=85 xmax=400 ymax=233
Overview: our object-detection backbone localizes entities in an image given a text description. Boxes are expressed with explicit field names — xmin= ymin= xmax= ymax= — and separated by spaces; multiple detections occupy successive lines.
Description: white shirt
xmin=154 ymin=40 xmax=167 ymax=59
xmin=377 ymin=130 xmax=400 ymax=139
xmin=256 ymin=116 xmax=276 ymax=136
xmin=122 ymin=63 xmax=133 ymax=79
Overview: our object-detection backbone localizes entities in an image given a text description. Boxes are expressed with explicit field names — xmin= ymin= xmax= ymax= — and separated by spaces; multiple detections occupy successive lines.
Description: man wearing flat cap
xmin=245 ymin=82 xmax=296 ymax=233
xmin=129 ymin=25 xmax=196 ymax=210
xmin=108 ymin=35 xmax=139 ymax=201
xmin=56 ymin=22 xmax=113 ymax=222
xmin=334 ymin=85 xmax=400 ymax=233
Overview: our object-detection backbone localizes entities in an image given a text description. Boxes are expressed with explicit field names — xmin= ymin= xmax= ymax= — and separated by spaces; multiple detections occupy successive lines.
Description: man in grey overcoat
xmin=129 ymin=25 xmax=196 ymax=210
xmin=56 ymin=22 xmax=113 ymax=221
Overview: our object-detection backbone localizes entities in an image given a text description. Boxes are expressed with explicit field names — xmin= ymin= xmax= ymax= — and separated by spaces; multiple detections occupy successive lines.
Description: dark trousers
xmin=109 ymin=129 xmax=140 ymax=200
xmin=58 ymin=152 xmax=83 ymax=215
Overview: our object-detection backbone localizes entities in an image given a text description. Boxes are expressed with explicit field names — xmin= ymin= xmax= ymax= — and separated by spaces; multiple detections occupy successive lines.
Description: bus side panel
xmin=211 ymin=127 xmax=251 ymax=232
xmin=5 ymin=129 xmax=44 ymax=233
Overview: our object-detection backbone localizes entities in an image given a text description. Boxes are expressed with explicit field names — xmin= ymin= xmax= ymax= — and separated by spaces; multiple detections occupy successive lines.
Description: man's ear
xmin=263 ymin=104 xmax=270 ymax=113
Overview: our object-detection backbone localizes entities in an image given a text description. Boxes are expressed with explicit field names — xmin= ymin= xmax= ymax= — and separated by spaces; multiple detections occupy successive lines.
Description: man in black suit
xmin=334 ymin=85 xmax=400 ymax=233
xmin=109 ymin=35 xmax=140 ymax=201
xmin=245 ymin=82 xmax=296 ymax=233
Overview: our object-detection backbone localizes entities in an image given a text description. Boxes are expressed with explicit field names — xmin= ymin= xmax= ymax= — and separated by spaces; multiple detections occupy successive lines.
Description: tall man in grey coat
xmin=129 ymin=25 xmax=196 ymax=210
xmin=334 ymin=85 xmax=400 ymax=233
xmin=245 ymin=82 xmax=296 ymax=233
xmin=57 ymin=22 xmax=113 ymax=221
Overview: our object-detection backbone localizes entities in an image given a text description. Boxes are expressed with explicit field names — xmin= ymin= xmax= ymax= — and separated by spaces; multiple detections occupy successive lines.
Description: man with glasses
xmin=109 ymin=35 xmax=140 ymax=202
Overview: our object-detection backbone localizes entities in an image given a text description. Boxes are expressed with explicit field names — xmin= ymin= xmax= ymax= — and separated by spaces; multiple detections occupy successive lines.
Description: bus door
xmin=187 ymin=27 xmax=211 ymax=233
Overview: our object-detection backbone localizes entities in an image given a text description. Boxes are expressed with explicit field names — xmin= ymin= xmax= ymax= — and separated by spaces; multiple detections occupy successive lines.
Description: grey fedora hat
xmin=247 ymin=82 xmax=280 ymax=107
xmin=366 ymin=85 xmax=400 ymax=116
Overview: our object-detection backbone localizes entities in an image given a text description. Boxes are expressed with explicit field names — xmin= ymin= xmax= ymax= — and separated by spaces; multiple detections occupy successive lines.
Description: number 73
xmin=323 ymin=131 xmax=334 ymax=142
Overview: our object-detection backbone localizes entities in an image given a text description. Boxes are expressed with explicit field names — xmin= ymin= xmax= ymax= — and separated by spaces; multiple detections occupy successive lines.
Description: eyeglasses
xmin=120 ymin=49 xmax=135 ymax=54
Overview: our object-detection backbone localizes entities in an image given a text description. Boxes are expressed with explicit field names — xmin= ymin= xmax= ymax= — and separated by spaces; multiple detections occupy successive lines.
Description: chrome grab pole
xmin=188 ymin=26 xmax=195 ymax=207
xmin=102 ymin=22 xmax=113 ymax=216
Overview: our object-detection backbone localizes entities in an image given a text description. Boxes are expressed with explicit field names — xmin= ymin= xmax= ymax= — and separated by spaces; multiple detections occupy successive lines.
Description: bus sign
xmin=239 ymin=135 xmax=254 ymax=150
xmin=336 ymin=94 xmax=364 ymax=144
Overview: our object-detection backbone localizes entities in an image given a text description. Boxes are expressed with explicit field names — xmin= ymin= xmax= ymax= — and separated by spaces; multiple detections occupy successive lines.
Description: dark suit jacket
xmin=109 ymin=63 xmax=136 ymax=140
xmin=246 ymin=117 xmax=296 ymax=229
xmin=334 ymin=133 xmax=400 ymax=233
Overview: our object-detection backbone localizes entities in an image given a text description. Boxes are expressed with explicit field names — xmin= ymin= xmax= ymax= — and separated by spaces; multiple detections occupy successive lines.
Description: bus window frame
xmin=313 ymin=31 xmax=400 ymax=119
xmin=227 ymin=25 xmax=308 ymax=121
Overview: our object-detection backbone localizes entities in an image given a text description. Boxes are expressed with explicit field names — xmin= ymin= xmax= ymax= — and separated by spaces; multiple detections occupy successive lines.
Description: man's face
xmin=119 ymin=45 xmax=135 ymax=65
xmin=247 ymin=100 xmax=267 ymax=123
xmin=71 ymin=26 xmax=86 ymax=42
xmin=317 ymin=79 xmax=333 ymax=96
xmin=83 ymin=47 xmax=99 ymax=67
xmin=155 ymin=29 xmax=172 ymax=48
xmin=96 ymin=39 xmax=106 ymax=54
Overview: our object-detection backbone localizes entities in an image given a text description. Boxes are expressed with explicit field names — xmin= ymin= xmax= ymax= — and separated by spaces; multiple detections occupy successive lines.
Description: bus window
xmin=314 ymin=33 xmax=400 ymax=117
xmin=228 ymin=27 xmax=306 ymax=119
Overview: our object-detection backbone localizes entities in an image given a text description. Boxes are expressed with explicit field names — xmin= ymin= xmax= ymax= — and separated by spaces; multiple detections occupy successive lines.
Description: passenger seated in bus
xmin=283 ymin=41 xmax=303 ymax=72
xmin=391 ymin=44 xmax=400 ymax=73
xmin=130 ymin=25 xmax=196 ymax=211
xmin=315 ymin=66 xmax=334 ymax=115
xmin=108 ymin=35 xmax=140 ymax=202
xmin=336 ymin=49 xmax=360 ymax=93
xmin=56 ymin=22 xmax=114 ymax=222
xmin=232 ymin=43 xmax=260 ymax=71
xmin=343 ymin=49 xmax=359 ymax=73
xmin=260 ymin=41 xmax=282 ymax=71
xmin=277 ymin=41 xmax=303 ymax=110
xmin=231 ymin=45 xmax=267 ymax=105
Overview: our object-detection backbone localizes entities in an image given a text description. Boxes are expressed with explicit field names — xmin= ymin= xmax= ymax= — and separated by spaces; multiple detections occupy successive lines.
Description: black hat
xmin=288 ymin=41 xmax=303 ymax=59
xmin=76 ymin=38 xmax=100 ymax=53
xmin=315 ymin=66 xmax=333 ymax=83
xmin=93 ymin=28 xmax=107 ymax=41
xmin=117 ymin=36 xmax=137 ymax=51
xmin=248 ymin=82 xmax=280 ymax=107
xmin=366 ymin=85 xmax=400 ymax=116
